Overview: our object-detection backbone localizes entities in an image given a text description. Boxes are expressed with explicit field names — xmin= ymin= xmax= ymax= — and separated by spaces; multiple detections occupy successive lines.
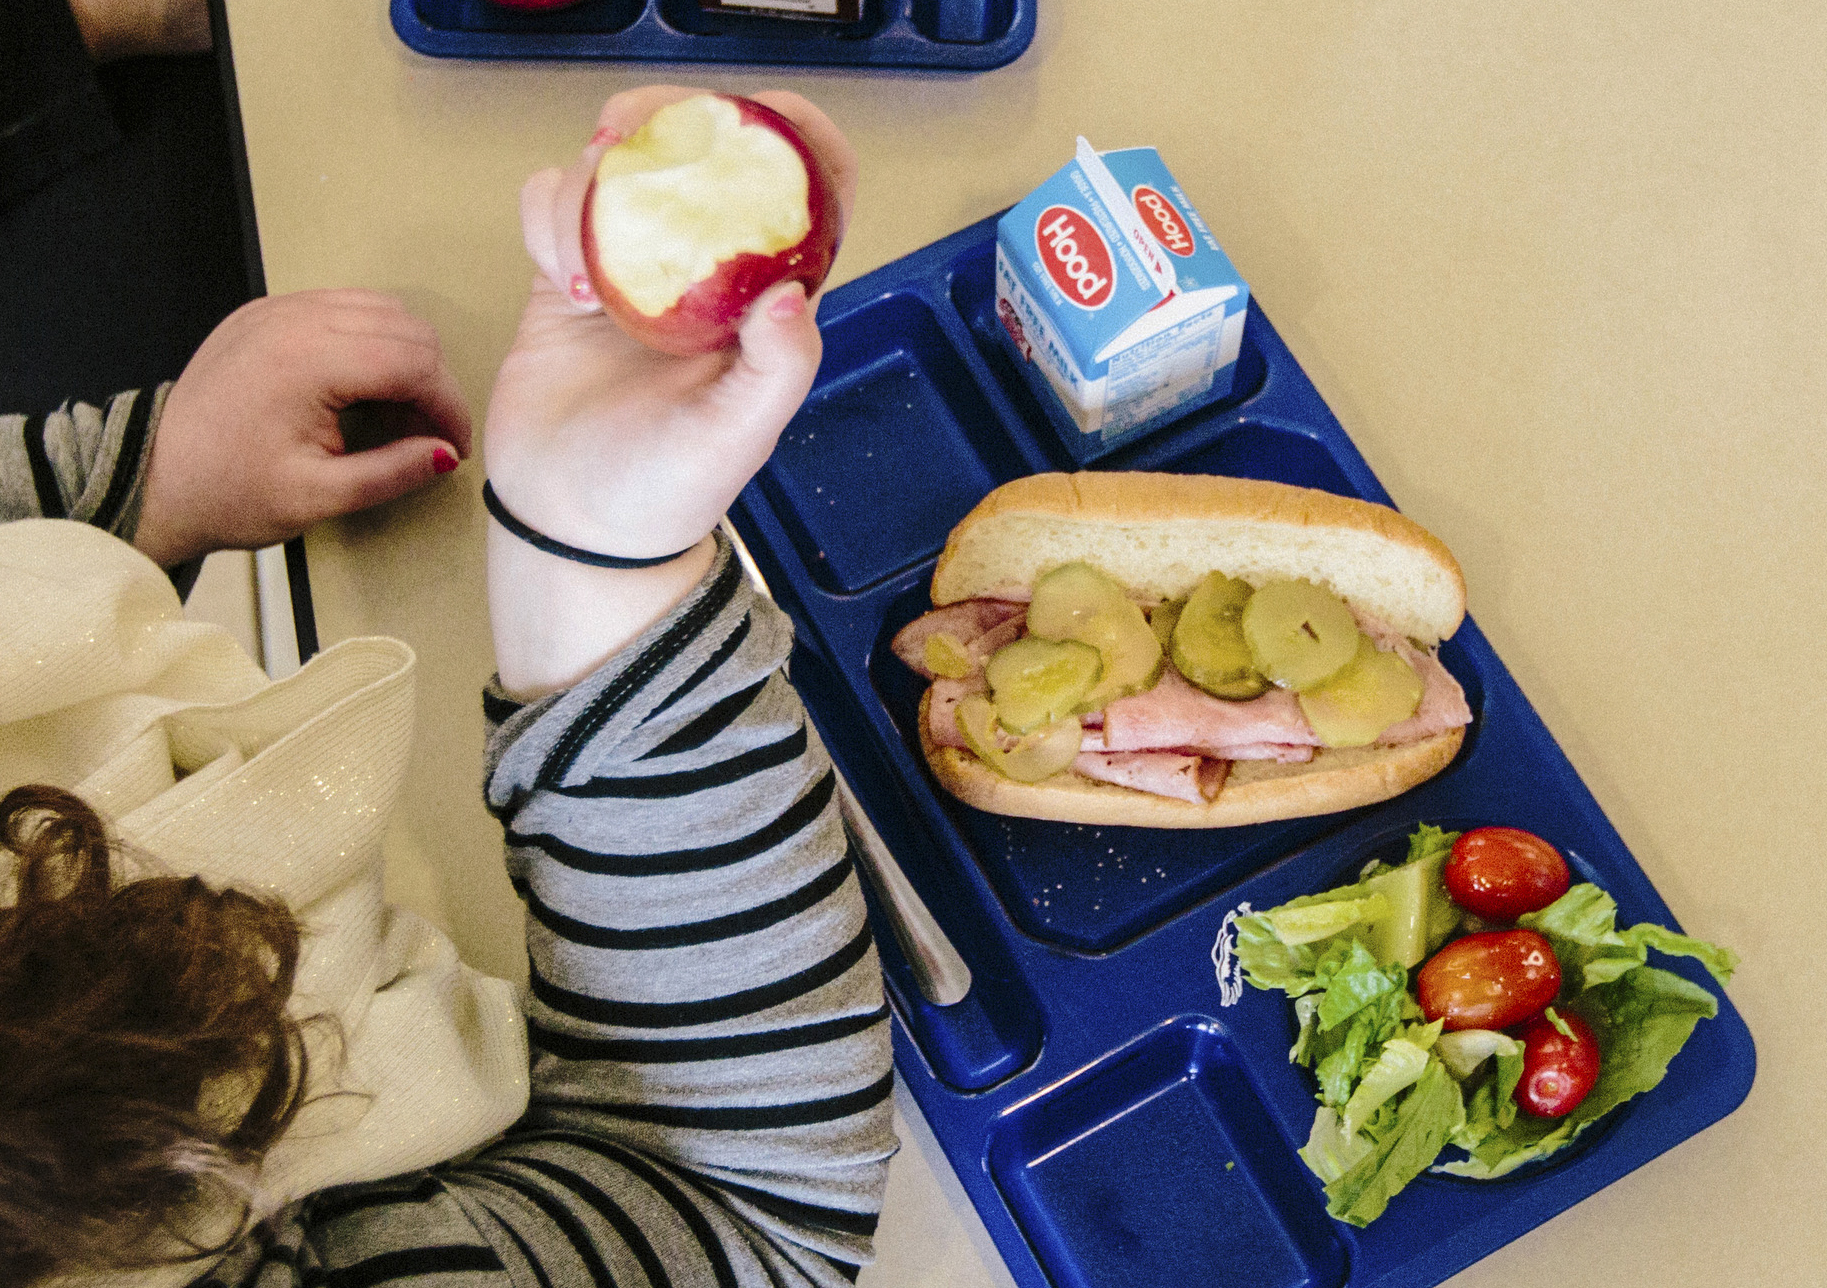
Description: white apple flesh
xmin=582 ymin=94 xmax=840 ymax=356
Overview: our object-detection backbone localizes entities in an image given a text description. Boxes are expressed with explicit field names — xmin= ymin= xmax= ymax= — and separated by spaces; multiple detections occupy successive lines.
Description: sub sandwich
xmin=891 ymin=472 xmax=1473 ymax=828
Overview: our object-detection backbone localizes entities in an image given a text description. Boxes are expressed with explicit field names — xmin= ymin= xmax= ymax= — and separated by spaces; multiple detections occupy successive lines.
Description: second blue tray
xmin=391 ymin=0 xmax=1033 ymax=68
xmin=728 ymin=214 xmax=1755 ymax=1288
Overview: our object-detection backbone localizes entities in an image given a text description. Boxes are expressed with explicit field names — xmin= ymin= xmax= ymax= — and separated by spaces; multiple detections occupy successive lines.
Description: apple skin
xmin=581 ymin=94 xmax=841 ymax=356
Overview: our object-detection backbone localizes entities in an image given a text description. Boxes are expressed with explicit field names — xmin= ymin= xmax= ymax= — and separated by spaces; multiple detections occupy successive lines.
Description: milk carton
xmin=995 ymin=140 xmax=1249 ymax=461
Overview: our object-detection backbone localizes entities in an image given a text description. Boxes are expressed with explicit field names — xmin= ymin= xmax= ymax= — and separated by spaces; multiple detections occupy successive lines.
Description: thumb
xmin=710 ymin=281 xmax=822 ymax=442
xmin=305 ymin=435 xmax=461 ymax=519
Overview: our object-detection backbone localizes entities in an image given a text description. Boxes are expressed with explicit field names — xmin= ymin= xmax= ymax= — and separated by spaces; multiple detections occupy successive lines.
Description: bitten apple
xmin=581 ymin=93 xmax=841 ymax=356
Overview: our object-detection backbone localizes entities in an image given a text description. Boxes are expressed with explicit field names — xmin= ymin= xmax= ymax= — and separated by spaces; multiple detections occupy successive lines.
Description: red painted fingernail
xmin=768 ymin=287 xmax=807 ymax=320
xmin=589 ymin=127 xmax=621 ymax=147
xmin=432 ymin=447 xmax=458 ymax=475
xmin=569 ymin=274 xmax=597 ymax=304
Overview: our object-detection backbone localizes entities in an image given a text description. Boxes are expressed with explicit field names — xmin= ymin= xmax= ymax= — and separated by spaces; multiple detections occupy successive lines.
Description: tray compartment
xmin=759 ymin=291 xmax=1027 ymax=596
xmin=410 ymin=0 xmax=644 ymax=34
xmin=654 ymin=0 xmax=890 ymax=40
xmin=910 ymin=0 xmax=1015 ymax=42
xmin=392 ymin=0 xmax=1034 ymax=66
xmin=988 ymin=1017 xmax=1348 ymax=1288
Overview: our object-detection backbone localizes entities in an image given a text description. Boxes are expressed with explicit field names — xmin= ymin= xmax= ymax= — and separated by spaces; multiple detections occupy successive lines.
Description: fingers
xmin=302 ymin=435 xmax=462 ymax=520
xmin=316 ymin=313 xmax=475 ymax=457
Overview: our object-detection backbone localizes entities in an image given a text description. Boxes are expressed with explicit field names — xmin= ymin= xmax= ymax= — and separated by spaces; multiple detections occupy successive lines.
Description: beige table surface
xmin=224 ymin=1 xmax=1824 ymax=1283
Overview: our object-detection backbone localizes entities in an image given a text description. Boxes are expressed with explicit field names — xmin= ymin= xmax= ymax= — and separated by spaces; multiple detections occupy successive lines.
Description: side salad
xmin=1234 ymin=824 xmax=1738 ymax=1227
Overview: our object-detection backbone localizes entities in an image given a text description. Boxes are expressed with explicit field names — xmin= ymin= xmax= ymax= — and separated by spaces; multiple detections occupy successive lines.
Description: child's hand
xmin=482 ymin=86 xmax=858 ymax=562
xmin=132 ymin=290 xmax=472 ymax=567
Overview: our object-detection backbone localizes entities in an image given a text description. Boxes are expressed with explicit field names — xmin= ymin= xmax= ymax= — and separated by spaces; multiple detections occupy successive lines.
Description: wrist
xmin=480 ymin=482 xmax=702 ymax=570
xmin=487 ymin=521 xmax=716 ymax=701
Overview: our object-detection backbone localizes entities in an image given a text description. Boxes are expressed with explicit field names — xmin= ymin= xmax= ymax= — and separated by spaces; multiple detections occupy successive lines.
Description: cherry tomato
xmin=1445 ymin=827 xmax=1572 ymax=921
xmin=1515 ymin=1011 xmax=1602 ymax=1117
xmin=1416 ymin=929 xmax=1562 ymax=1031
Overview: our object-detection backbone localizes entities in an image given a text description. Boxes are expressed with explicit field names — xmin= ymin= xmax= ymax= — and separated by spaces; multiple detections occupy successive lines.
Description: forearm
xmin=0 ymin=386 xmax=164 ymax=537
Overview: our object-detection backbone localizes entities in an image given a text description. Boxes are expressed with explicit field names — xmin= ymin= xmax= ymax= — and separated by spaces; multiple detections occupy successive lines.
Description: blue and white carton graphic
xmin=995 ymin=140 xmax=1250 ymax=459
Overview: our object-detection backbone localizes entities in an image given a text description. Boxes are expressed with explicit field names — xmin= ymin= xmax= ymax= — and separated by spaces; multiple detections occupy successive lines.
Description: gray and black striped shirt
xmin=194 ymin=539 xmax=898 ymax=1287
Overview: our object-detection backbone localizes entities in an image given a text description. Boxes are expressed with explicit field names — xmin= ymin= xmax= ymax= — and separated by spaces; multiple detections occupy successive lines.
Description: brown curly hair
xmin=0 ymin=785 xmax=310 ymax=1284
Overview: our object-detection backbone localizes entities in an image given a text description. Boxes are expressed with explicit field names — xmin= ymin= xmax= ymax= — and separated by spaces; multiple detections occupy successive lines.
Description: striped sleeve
xmin=223 ymin=534 xmax=897 ymax=1288
xmin=0 ymin=385 xmax=165 ymax=537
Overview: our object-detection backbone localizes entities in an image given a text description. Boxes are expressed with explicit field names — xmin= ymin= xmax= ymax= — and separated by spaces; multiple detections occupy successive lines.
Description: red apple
xmin=581 ymin=93 xmax=841 ymax=356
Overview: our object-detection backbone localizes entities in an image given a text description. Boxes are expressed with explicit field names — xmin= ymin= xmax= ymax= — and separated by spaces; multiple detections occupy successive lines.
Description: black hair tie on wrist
xmin=482 ymin=481 xmax=698 ymax=569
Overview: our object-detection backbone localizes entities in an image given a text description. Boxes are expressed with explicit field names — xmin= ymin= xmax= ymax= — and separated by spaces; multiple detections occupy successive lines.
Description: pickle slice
xmin=1025 ymin=562 xmax=1163 ymax=712
xmin=955 ymin=693 xmax=1084 ymax=783
xmin=1241 ymin=578 xmax=1360 ymax=691
xmin=984 ymin=637 xmax=1103 ymax=734
xmin=1298 ymin=633 xmax=1425 ymax=747
xmin=1171 ymin=572 xmax=1270 ymax=700
xmin=923 ymin=632 xmax=975 ymax=680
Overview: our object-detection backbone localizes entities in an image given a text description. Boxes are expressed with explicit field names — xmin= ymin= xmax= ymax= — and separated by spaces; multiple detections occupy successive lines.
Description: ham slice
xmin=891 ymin=599 xmax=1026 ymax=679
xmin=1079 ymin=723 xmax=1314 ymax=764
xmin=1101 ymin=667 xmax=1322 ymax=756
xmin=1074 ymin=751 xmax=1228 ymax=804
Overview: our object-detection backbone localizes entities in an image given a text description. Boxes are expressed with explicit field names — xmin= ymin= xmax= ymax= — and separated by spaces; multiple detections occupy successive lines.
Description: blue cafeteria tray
xmin=727 ymin=214 xmax=1756 ymax=1288
xmin=389 ymin=0 xmax=1033 ymax=68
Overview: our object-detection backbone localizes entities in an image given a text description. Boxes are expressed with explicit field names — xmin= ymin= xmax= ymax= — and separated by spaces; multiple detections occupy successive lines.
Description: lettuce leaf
xmin=1313 ymin=992 xmax=1407 ymax=1105
xmin=1324 ymin=1060 xmax=1465 ymax=1226
xmin=1342 ymin=1037 xmax=1434 ymax=1138
xmin=1264 ymin=892 xmax=1391 ymax=946
xmin=1449 ymin=1045 xmax=1524 ymax=1152
xmin=1520 ymin=884 xmax=1739 ymax=994
xmin=1235 ymin=883 xmax=1388 ymax=994
xmin=1314 ymin=940 xmax=1406 ymax=1032
xmin=1434 ymin=1028 xmax=1522 ymax=1081
xmin=1299 ymin=1107 xmax=1374 ymax=1184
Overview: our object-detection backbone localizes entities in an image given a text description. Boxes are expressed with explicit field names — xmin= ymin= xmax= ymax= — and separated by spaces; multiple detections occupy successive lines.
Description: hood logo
xmin=1036 ymin=206 xmax=1114 ymax=309
xmin=1132 ymin=186 xmax=1196 ymax=257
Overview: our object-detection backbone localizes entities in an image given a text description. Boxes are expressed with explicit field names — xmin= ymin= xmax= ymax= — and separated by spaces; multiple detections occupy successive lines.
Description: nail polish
xmin=432 ymin=448 xmax=458 ymax=475
xmin=589 ymin=127 xmax=621 ymax=147
xmin=569 ymin=274 xmax=597 ymax=304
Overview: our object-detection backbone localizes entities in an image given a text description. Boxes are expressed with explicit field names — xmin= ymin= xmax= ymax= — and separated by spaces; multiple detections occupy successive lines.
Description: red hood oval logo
xmin=1035 ymin=205 xmax=1115 ymax=309
xmin=1132 ymin=185 xmax=1196 ymax=257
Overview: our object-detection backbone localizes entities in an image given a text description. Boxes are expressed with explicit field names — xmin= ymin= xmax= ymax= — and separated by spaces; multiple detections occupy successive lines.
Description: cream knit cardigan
xmin=0 ymin=521 xmax=528 ymax=1288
